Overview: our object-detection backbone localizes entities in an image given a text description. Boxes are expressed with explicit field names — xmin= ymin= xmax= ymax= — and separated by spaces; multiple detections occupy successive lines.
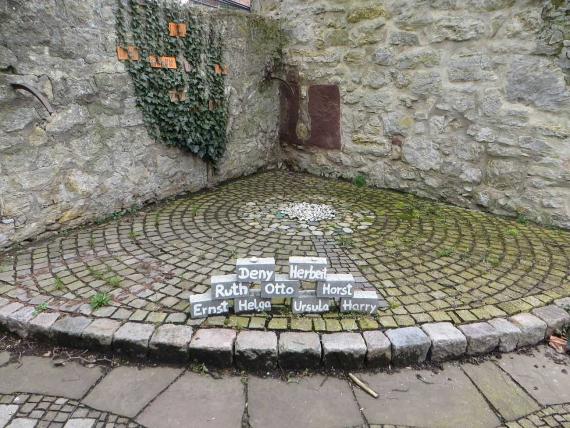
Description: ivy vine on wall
xmin=115 ymin=0 xmax=228 ymax=165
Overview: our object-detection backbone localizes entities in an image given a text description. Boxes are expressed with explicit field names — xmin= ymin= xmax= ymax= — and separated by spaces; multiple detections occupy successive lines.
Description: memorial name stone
xmin=189 ymin=291 xmax=230 ymax=318
xmin=211 ymin=274 xmax=249 ymax=299
xmin=289 ymin=256 xmax=327 ymax=281
xmin=340 ymin=290 xmax=380 ymax=314
xmin=236 ymin=257 xmax=275 ymax=282
xmin=261 ymin=274 xmax=299 ymax=298
xmin=292 ymin=291 xmax=331 ymax=314
xmin=317 ymin=273 xmax=355 ymax=298
xmin=190 ymin=255 xmax=382 ymax=318
xmin=234 ymin=290 xmax=272 ymax=314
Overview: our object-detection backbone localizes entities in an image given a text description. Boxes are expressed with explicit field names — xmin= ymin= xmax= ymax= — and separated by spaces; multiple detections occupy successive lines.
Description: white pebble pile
xmin=279 ymin=202 xmax=336 ymax=222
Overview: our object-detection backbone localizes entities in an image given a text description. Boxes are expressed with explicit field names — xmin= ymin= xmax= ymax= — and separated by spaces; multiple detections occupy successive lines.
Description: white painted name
xmin=214 ymin=282 xmax=248 ymax=298
xmin=235 ymin=297 xmax=271 ymax=313
xmin=318 ymin=282 xmax=353 ymax=298
xmin=192 ymin=300 xmax=229 ymax=318
xmin=292 ymin=298 xmax=330 ymax=313
xmin=289 ymin=264 xmax=327 ymax=281
xmin=237 ymin=267 xmax=274 ymax=282
xmin=340 ymin=290 xmax=380 ymax=315
xmin=340 ymin=300 xmax=378 ymax=314
xmin=261 ymin=275 xmax=299 ymax=298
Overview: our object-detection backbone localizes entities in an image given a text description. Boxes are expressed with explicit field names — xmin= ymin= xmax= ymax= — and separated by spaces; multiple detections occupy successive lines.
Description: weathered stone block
xmin=149 ymin=324 xmax=193 ymax=362
xmin=322 ymin=333 xmax=366 ymax=368
xmin=189 ymin=328 xmax=236 ymax=367
xmin=51 ymin=316 xmax=92 ymax=346
xmin=211 ymin=274 xmax=249 ymax=299
xmin=363 ymin=330 xmax=391 ymax=368
xmin=509 ymin=313 xmax=547 ymax=347
xmin=386 ymin=327 xmax=431 ymax=366
xmin=487 ymin=318 xmax=521 ymax=352
xmin=288 ymin=256 xmax=328 ymax=281
xmin=261 ymin=274 xmax=299 ymax=298
xmin=506 ymin=56 xmax=570 ymax=112
xmin=340 ymin=290 xmax=379 ymax=314
xmin=458 ymin=322 xmax=500 ymax=355
xmin=113 ymin=322 xmax=155 ymax=357
xmin=189 ymin=291 xmax=230 ymax=319
xmin=397 ymin=48 xmax=440 ymax=70
xmin=389 ymin=31 xmax=419 ymax=46
xmin=431 ymin=16 xmax=486 ymax=42
xmin=402 ymin=136 xmax=442 ymax=171
xmin=554 ymin=297 xmax=570 ymax=311
xmin=28 ymin=312 xmax=60 ymax=339
xmin=82 ymin=318 xmax=121 ymax=348
xmin=422 ymin=322 xmax=467 ymax=361
xmin=5 ymin=306 xmax=35 ymax=337
xmin=236 ymin=257 xmax=275 ymax=282
xmin=531 ymin=305 xmax=570 ymax=336
xmin=448 ymin=52 xmax=495 ymax=82
xmin=292 ymin=291 xmax=332 ymax=314
xmin=317 ymin=274 xmax=354 ymax=298
xmin=0 ymin=302 xmax=24 ymax=322
xmin=278 ymin=332 xmax=321 ymax=369
xmin=235 ymin=331 xmax=278 ymax=370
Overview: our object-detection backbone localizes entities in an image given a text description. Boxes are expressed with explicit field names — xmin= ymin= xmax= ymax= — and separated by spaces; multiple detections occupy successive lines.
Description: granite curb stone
xmin=487 ymin=318 xmax=521 ymax=352
xmin=509 ymin=313 xmax=547 ymax=347
xmin=189 ymin=328 xmax=236 ymax=367
xmin=82 ymin=318 xmax=122 ymax=348
xmin=5 ymin=306 xmax=36 ymax=337
xmin=235 ymin=331 xmax=278 ymax=370
xmin=0 ymin=306 xmax=568 ymax=369
xmin=149 ymin=324 xmax=194 ymax=362
xmin=27 ymin=312 xmax=60 ymax=338
xmin=51 ymin=316 xmax=92 ymax=346
xmin=458 ymin=322 xmax=500 ymax=355
xmin=554 ymin=297 xmax=570 ymax=311
xmin=531 ymin=305 xmax=570 ymax=336
xmin=422 ymin=322 xmax=467 ymax=361
xmin=362 ymin=330 xmax=391 ymax=367
xmin=113 ymin=322 xmax=155 ymax=357
xmin=322 ymin=333 xmax=367 ymax=368
xmin=278 ymin=332 xmax=321 ymax=369
xmin=0 ymin=302 xmax=24 ymax=322
xmin=386 ymin=327 xmax=431 ymax=366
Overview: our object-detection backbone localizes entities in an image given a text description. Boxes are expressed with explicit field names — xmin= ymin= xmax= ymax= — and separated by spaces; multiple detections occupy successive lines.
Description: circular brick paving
xmin=0 ymin=171 xmax=569 ymax=330
xmin=0 ymin=393 xmax=141 ymax=427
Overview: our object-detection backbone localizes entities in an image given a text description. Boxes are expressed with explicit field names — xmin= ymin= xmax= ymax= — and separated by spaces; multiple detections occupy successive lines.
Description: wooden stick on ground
xmin=349 ymin=372 xmax=379 ymax=399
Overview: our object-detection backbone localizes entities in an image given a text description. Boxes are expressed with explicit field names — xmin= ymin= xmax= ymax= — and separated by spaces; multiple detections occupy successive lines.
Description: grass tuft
xmin=90 ymin=292 xmax=111 ymax=310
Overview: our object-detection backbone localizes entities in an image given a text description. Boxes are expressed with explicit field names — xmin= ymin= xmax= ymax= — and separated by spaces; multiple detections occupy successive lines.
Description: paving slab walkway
xmin=0 ymin=345 xmax=568 ymax=428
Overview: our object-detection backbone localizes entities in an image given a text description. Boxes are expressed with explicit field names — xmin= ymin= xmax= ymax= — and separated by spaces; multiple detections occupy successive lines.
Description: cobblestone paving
xmin=0 ymin=171 xmax=569 ymax=330
xmin=0 ymin=393 xmax=141 ymax=428
xmin=500 ymin=404 xmax=570 ymax=428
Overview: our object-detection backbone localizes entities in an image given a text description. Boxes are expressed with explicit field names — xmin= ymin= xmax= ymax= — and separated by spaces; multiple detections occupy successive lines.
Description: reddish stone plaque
xmin=127 ymin=46 xmax=140 ymax=61
xmin=177 ymin=23 xmax=187 ymax=38
xmin=160 ymin=56 xmax=177 ymax=69
xmin=307 ymin=84 xmax=341 ymax=150
xmin=116 ymin=47 xmax=129 ymax=61
xmin=149 ymin=55 xmax=161 ymax=68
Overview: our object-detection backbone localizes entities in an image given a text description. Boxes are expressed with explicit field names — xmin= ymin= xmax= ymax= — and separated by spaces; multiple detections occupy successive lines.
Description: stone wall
xmin=0 ymin=0 xmax=281 ymax=248
xmin=258 ymin=0 xmax=570 ymax=228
